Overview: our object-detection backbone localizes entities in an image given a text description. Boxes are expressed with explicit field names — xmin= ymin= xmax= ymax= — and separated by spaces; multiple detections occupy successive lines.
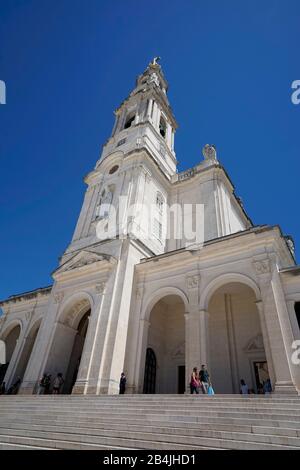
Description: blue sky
xmin=0 ymin=0 xmax=299 ymax=300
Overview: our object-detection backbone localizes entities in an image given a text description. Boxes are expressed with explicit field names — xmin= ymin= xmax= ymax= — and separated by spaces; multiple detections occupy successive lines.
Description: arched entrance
xmin=208 ymin=282 xmax=268 ymax=393
xmin=63 ymin=310 xmax=90 ymax=393
xmin=143 ymin=295 xmax=185 ymax=394
xmin=44 ymin=297 xmax=92 ymax=394
xmin=0 ymin=324 xmax=21 ymax=385
xmin=12 ymin=320 xmax=41 ymax=386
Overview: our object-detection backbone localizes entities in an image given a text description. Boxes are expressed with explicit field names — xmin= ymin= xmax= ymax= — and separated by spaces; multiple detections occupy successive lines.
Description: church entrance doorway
xmin=143 ymin=348 xmax=156 ymax=393
xmin=63 ymin=310 xmax=90 ymax=394
xmin=253 ymin=361 xmax=270 ymax=394
xmin=208 ymin=282 xmax=268 ymax=394
xmin=44 ymin=298 xmax=91 ymax=395
xmin=177 ymin=365 xmax=185 ymax=394
xmin=143 ymin=295 xmax=185 ymax=394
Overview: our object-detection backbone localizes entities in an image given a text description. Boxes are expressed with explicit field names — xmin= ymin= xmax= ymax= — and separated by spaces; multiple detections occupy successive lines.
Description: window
xmin=124 ymin=113 xmax=135 ymax=129
xmin=117 ymin=138 xmax=126 ymax=147
xmin=109 ymin=165 xmax=119 ymax=175
xmin=159 ymin=116 xmax=166 ymax=138
xmin=153 ymin=218 xmax=162 ymax=240
xmin=156 ymin=192 xmax=164 ymax=212
xmin=295 ymin=302 xmax=300 ymax=330
xmin=97 ymin=187 xmax=114 ymax=219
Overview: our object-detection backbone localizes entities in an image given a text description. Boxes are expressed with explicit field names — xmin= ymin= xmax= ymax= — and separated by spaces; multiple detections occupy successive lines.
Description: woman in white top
xmin=240 ymin=379 xmax=249 ymax=395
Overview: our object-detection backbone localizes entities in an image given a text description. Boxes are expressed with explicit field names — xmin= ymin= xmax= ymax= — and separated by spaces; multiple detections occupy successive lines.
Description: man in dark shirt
xmin=199 ymin=364 xmax=210 ymax=394
xmin=119 ymin=372 xmax=126 ymax=394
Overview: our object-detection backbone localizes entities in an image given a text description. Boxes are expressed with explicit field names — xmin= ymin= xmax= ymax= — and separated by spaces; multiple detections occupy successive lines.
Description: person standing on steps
xmin=53 ymin=373 xmax=64 ymax=394
xmin=119 ymin=372 xmax=126 ymax=394
xmin=240 ymin=379 xmax=249 ymax=395
xmin=37 ymin=373 xmax=47 ymax=395
xmin=190 ymin=367 xmax=200 ymax=394
xmin=44 ymin=374 xmax=52 ymax=394
xmin=199 ymin=365 xmax=210 ymax=394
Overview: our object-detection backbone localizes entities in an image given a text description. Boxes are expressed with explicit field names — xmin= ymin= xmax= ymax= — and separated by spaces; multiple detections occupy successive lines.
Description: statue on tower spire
xmin=150 ymin=56 xmax=161 ymax=66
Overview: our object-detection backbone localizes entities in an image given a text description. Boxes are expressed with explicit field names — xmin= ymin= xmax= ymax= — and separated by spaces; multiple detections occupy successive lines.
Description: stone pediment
xmin=53 ymin=250 xmax=116 ymax=279
xmin=244 ymin=334 xmax=264 ymax=354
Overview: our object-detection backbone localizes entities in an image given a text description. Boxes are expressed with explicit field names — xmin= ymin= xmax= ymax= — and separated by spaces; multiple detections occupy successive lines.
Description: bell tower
xmin=97 ymin=57 xmax=178 ymax=178
xmin=64 ymin=58 xmax=178 ymax=260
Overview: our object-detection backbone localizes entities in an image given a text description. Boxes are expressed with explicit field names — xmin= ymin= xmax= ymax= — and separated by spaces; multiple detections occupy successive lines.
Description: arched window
xmin=159 ymin=116 xmax=166 ymax=138
xmin=156 ymin=192 xmax=164 ymax=212
xmin=124 ymin=112 xmax=135 ymax=129
xmin=143 ymin=348 xmax=156 ymax=394
xmin=295 ymin=302 xmax=300 ymax=330
xmin=97 ymin=187 xmax=114 ymax=219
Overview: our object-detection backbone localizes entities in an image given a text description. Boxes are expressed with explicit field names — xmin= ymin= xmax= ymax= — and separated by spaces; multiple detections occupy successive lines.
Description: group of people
xmin=190 ymin=365 xmax=214 ymax=394
xmin=191 ymin=367 xmax=272 ymax=395
xmin=240 ymin=378 xmax=272 ymax=395
xmin=38 ymin=372 xmax=64 ymax=395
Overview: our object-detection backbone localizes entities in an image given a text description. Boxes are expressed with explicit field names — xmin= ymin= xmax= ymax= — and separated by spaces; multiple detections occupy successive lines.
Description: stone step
xmin=1 ymin=408 xmax=300 ymax=423
xmin=2 ymin=415 xmax=300 ymax=437
xmin=0 ymin=430 xmax=217 ymax=450
xmin=1 ymin=395 xmax=299 ymax=450
xmin=1 ymin=410 xmax=300 ymax=430
xmin=1 ymin=419 xmax=300 ymax=448
xmin=0 ymin=442 xmax=54 ymax=450
xmin=2 ymin=400 xmax=300 ymax=411
xmin=2 ymin=395 xmax=300 ymax=402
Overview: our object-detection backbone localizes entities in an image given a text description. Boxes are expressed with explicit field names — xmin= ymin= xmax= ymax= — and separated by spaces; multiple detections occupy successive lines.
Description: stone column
xmin=135 ymin=318 xmax=150 ymax=393
xmin=19 ymin=294 xmax=60 ymax=394
xmin=224 ymin=294 xmax=240 ymax=393
xmin=185 ymin=311 xmax=199 ymax=391
xmin=199 ymin=309 xmax=210 ymax=368
xmin=166 ymin=123 xmax=172 ymax=149
xmin=271 ymin=266 xmax=300 ymax=393
xmin=255 ymin=300 xmax=276 ymax=389
xmin=171 ymin=130 xmax=175 ymax=151
xmin=3 ymin=333 xmax=23 ymax=388
xmin=253 ymin=257 xmax=299 ymax=394
xmin=185 ymin=274 xmax=203 ymax=392
xmin=147 ymin=99 xmax=153 ymax=121
xmin=124 ymin=286 xmax=145 ymax=394
xmin=72 ymin=285 xmax=105 ymax=394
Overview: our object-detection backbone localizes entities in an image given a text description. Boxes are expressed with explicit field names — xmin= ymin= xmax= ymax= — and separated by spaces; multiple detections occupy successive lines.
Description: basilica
xmin=1 ymin=59 xmax=300 ymax=396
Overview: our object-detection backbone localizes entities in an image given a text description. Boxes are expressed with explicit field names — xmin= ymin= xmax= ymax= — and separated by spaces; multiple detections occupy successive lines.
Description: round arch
xmin=143 ymin=286 xmax=189 ymax=322
xmin=57 ymin=291 xmax=94 ymax=329
xmin=11 ymin=317 xmax=43 ymax=386
xmin=45 ymin=291 xmax=94 ymax=394
xmin=0 ymin=319 xmax=23 ymax=341
xmin=200 ymin=273 xmax=261 ymax=311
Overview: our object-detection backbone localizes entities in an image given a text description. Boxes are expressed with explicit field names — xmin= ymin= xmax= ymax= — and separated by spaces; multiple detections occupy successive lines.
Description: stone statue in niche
xmin=97 ymin=189 xmax=113 ymax=219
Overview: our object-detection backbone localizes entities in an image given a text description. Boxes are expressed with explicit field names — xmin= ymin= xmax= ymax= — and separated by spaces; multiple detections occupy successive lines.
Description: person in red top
xmin=190 ymin=367 xmax=201 ymax=394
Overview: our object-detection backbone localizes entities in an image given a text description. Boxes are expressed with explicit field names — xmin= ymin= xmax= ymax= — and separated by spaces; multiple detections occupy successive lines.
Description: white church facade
xmin=1 ymin=59 xmax=300 ymax=396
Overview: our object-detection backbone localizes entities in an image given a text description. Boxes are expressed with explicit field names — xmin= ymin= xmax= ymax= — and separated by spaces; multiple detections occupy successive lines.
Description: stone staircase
xmin=0 ymin=395 xmax=300 ymax=450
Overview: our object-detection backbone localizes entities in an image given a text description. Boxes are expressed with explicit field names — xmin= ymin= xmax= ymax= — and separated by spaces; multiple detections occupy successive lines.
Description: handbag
xmin=207 ymin=385 xmax=215 ymax=395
